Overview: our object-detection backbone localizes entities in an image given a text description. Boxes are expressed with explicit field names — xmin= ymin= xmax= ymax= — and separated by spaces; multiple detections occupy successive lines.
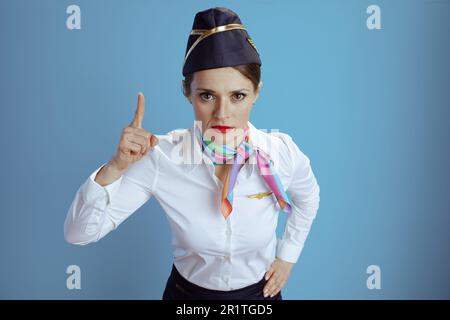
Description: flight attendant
xmin=64 ymin=7 xmax=321 ymax=300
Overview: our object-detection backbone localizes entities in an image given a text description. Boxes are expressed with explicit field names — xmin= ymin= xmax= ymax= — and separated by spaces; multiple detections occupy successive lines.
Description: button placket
xmin=221 ymin=218 xmax=233 ymax=288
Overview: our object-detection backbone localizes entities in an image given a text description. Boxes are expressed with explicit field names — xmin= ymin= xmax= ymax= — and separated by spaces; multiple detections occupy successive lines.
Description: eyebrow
xmin=195 ymin=88 xmax=250 ymax=93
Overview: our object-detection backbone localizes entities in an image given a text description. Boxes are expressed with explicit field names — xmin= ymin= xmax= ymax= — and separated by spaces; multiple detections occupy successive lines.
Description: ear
xmin=181 ymin=79 xmax=187 ymax=97
xmin=182 ymin=79 xmax=192 ymax=103
xmin=254 ymin=81 xmax=263 ymax=103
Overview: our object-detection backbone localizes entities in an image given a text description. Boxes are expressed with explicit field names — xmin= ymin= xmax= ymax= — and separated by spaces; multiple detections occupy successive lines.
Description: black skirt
xmin=162 ymin=264 xmax=282 ymax=300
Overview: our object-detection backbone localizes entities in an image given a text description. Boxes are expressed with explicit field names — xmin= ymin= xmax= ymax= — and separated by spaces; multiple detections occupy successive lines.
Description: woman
xmin=64 ymin=7 xmax=320 ymax=300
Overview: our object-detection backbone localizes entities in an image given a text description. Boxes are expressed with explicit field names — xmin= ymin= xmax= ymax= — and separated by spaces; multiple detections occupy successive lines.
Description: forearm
xmin=64 ymin=163 xmax=122 ymax=245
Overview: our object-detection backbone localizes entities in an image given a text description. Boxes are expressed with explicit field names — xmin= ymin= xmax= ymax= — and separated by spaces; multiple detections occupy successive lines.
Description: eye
xmin=232 ymin=93 xmax=247 ymax=101
xmin=200 ymin=93 xmax=215 ymax=102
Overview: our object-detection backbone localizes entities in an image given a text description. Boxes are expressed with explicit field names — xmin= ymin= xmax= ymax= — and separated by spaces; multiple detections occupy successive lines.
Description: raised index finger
xmin=130 ymin=92 xmax=145 ymax=128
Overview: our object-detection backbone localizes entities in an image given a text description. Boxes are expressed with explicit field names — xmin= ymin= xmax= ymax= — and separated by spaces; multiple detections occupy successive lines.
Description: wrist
xmin=107 ymin=159 xmax=127 ymax=173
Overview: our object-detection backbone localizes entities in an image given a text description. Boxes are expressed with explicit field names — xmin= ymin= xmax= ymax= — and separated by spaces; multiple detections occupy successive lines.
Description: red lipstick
xmin=211 ymin=125 xmax=234 ymax=133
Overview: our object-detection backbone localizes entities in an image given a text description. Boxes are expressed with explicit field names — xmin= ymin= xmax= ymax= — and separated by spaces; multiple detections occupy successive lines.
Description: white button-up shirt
xmin=64 ymin=121 xmax=320 ymax=291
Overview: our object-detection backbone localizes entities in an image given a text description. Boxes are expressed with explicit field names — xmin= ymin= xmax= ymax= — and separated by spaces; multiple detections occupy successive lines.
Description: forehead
xmin=192 ymin=67 xmax=252 ymax=91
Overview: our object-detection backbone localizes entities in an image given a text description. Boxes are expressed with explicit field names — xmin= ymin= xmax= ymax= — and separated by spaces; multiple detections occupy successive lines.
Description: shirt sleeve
xmin=64 ymin=149 xmax=161 ymax=245
xmin=275 ymin=134 xmax=321 ymax=263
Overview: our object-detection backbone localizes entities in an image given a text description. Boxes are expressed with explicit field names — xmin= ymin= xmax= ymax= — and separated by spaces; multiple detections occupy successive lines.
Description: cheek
xmin=192 ymin=102 xmax=212 ymax=120
xmin=231 ymin=102 xmax=252 ymax=123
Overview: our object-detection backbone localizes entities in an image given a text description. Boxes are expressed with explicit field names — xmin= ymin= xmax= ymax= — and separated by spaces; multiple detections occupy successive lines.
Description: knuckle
xmin=142 ymin=131 xmax=152 ymax=141
xmin=139 ymin=139 xmax=147 ymax=147
xmin=135 ymin=131 xmax=145 ymax=140
xmin=120 ymin=140 xmax=128 ymax=148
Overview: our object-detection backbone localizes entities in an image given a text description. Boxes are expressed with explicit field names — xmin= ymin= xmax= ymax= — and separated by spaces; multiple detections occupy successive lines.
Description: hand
xmin=110 ymin=92 xmax=159 ymax=171
xmin=263 ymin=258 xmax=294 ymax=298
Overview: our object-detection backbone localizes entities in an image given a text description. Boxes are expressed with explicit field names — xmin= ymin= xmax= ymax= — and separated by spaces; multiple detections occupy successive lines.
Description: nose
xmin=213 ymin=97 xmax=231 ymax=120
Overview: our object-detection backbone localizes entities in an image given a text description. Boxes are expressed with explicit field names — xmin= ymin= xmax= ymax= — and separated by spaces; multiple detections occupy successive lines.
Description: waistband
xmin=169 ymin=264 xmax=267 ymax=299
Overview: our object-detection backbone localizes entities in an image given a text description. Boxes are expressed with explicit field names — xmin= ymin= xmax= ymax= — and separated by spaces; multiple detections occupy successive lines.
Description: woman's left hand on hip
xmin=263 ymin=258 xmax=294 ymax=298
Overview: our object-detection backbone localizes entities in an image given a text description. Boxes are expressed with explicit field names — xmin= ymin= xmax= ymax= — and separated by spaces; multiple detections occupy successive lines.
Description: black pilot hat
xmin=182 ymin=7 xmax=262 ymax=76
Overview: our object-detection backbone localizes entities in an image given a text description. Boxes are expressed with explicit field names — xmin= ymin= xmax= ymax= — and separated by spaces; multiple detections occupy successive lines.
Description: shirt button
xmin=225 ymin=229 xmax=231 ymax=236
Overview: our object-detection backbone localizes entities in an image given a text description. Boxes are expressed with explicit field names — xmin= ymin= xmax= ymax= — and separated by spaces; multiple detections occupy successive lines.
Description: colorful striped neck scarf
xmin=196 ymin=125 xmax=292 ymax=219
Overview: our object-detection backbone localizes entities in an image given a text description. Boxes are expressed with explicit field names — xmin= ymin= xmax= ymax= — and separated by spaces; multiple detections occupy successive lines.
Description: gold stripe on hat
xmin=183 ymin=23 xmax=246 ymax=66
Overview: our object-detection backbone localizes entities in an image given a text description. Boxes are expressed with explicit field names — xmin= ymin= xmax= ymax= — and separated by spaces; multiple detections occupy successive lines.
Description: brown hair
xmin=182 ymin=63 xmax=261 ymax=97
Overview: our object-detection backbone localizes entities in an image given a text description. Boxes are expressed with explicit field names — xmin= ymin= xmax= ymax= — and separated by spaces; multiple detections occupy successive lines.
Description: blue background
xmin=0 ymin=0 xmax=449 ymax=299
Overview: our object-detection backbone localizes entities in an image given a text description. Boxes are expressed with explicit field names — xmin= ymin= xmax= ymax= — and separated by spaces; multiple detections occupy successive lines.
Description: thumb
xmin=150 ymin=134 xmax=159 ymax=147
xmin=265 ymin=267 xmax=275 ymax=280
xmin=130 ymin=92 xmax=145 ymax=128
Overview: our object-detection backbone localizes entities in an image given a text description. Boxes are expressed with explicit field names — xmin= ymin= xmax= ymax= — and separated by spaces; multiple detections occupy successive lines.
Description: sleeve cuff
xmin=276 ymin=239 xmax=303 ymax=264
xmin=83 ymin=163 xmax=124 ymax=206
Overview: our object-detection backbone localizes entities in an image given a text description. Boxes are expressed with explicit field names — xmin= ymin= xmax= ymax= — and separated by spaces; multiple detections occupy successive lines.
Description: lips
xmin=211 ymin=125 xmax=234 ymax=133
